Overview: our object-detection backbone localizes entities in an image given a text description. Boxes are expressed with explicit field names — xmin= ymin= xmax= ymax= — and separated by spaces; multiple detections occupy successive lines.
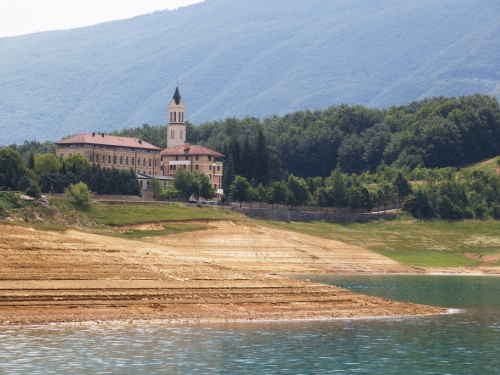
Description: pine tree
xmin=222 ymin=154 xmax=235 ymax=194
xmin=253 ymin=128 xmax=269 ymax=186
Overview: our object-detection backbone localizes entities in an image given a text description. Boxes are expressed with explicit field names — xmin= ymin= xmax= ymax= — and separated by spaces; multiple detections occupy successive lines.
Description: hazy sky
xmin=0 ymin=0 xmax=205 ymax=38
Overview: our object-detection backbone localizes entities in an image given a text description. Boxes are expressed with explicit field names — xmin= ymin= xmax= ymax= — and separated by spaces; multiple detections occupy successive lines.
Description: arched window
xmin=120 ymin=156 xmax=123 ymax=164
xmin=126 ymin=157 xmax=129 ymax=165
xmin=174 ymin=112 xmax=177 ymax=122
xmin=170 ymin=112 xmax=173 ymax=123
xmin=181 ymin=113 xmax=183 ymax=122
xmin=171 ymin=130 xmax=175 ymax=139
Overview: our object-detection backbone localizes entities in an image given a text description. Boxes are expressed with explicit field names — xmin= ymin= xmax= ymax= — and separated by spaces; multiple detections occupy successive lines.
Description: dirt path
xmin=0 ymin=222 xmax=445 ymax=325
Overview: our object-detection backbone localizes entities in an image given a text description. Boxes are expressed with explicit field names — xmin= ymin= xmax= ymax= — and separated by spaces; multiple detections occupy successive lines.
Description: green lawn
xmin=49 ymin=198 xmax=241 ymax=227
xmin=266 ymin=218 xmax=500 ymax=267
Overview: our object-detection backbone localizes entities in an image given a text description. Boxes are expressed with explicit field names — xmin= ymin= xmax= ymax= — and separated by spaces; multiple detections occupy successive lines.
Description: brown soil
xmin=0 ymin=221 xmax=445 ymax=326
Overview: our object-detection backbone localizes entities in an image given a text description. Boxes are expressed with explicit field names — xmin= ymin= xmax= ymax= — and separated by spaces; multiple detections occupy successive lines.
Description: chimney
xmin=138 ymin=140 xmax=142 ymax=144
xmin=184 ymin=142 xmax=190 ymax=151
xmin=92 ymin=132 xmax=95 ymax=137
xmin=101 ymin=133 xmax=105 ymax=137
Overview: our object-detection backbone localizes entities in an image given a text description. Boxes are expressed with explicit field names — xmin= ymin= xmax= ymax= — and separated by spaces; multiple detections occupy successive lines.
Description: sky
xmin=0 ymin=0 xmax=205 ymax=38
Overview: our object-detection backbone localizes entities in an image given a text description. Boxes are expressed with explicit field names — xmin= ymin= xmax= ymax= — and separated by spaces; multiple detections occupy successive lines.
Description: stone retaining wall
xmin=233 ymin=208 xmax=397 ymax=222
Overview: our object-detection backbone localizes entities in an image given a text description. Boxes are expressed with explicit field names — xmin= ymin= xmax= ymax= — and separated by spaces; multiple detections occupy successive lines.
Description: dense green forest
xmin=1 ymin=0 xmax=499 ymax=144
xmin=112 ymin=95 xmax=500 ymax=179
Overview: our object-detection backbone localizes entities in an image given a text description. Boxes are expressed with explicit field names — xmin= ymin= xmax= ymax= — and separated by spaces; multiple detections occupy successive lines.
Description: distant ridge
xmin=0 ymin=0 xmax=499 ymax=144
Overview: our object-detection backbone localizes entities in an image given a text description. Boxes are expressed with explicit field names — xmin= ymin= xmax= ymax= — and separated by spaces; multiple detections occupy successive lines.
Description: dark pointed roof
xmin=172 ymin=85 xmax=182 ymax=105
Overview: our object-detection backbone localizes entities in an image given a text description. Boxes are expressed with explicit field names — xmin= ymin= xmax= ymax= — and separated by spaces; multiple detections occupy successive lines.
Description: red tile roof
xmin=55 ymin=133 xmax=161 ymax=151
xmin=160 ymin=144 xmax=224 ymax=157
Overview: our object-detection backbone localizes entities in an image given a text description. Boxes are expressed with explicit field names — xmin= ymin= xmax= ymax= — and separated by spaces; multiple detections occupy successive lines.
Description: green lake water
xmin=1 ymin=275 xmax=499 ymax=374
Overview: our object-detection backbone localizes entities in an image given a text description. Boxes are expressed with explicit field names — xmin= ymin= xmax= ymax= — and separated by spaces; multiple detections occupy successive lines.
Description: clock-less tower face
xmin=167 ymin=85 xmax=186 ymax=148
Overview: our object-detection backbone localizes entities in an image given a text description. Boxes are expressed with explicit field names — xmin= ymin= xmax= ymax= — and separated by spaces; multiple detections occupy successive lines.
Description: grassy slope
xmin=469 ymin=157 xmax=500 ymax=175
xmin=266 ymin=218 xmax=500 ymax=267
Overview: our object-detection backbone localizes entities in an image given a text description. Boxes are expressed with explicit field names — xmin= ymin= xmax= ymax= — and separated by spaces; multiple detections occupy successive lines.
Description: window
xmin=217 ymin=165 xmax=220 ymax=171
xmin=126 ymin=157 xmax=129 ymax=165
xmin=175 ymin=156 xmax=179 ymax=161
xmin=170 ymin=165 xmax=173 ymax=170
xmin=96 ymin=154 xmax=99 ymax=163
xmin=195 ymin=155 xmax=198 ymax=161
xmin=108 ymin=155 xmax=111 ymax=163
xmin=120 ymin=156 xmax=123 ymax=164
xmin=208 ymin=156 xmax=212 ymax=161
xmin=90 ymin=155 xmax=93 ymax=162
xmin=174 ymin=165 xmax=177 ymax=170
xmin=209 ymin=165 xmax=212 ymax=171
xmin=143 ymin=158 xmax=146 ymax=166
xmin=140 ymin=180 xmax=143 ymax=188
xmin=209 ymin=174 xmax=212 ymax=180
xmin=170 ymin=112 xmax=173 ymax=123
xmin=132 ymin=157 xmax=134 ymax=165
xmin=171 ymin=130 xmax=174 ymax=139
xmin=114 ymin=156 xmax=116 ymax=164
xmin=195 ymin=165 xmax=198 ymax=170
xmin=185 ymin=156 xmax=188 ymax=160
xmin=174 ymin=112 xmax=177 ymax=122
xmin=102 ymin=155 xmax=105 ymax=163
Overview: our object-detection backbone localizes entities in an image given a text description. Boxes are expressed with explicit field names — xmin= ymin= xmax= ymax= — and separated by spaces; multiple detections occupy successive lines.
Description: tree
xmin=222 ymin=154 xmax=235 ymax=195
xmin=64 ymin=154 xmax=91 ymax=176
xmin=34 ymin=153 xmax=60 ymax=174
xmin=403 ymin=189 xmax=436 ymax=218
xmin=149 ymin=177 xmax=162 ymax=198
xmin=394 ymin=172 xmax=412 ymax=199
xmin=172 ymin=167 xmax=195 ymax=202
xmin=25 ymin=180 xmax=42 ymax=199
xmin=231 ymin=176 xmax=251 ymax=206
xmin=253 ymin=128 xmax=269 ymax=186
xmin=256 ymin=183 xmax=267 ymax=208
xmin=0 ymin=148 xmax=23 ymax=190
xmin=193 ymin=171 xmax=216 ymax=201
xmin=377 ymin=183 xmax=393 ymax=212
xmin=17 ymin=175 xmax=31 ymax=191
xmin=65 ymin=182 xmax=92 ymax=206
xmin=286 ymin=174 xmax=310 ymax=209
xmin=267 ymin=181 xmax=288 ymax=208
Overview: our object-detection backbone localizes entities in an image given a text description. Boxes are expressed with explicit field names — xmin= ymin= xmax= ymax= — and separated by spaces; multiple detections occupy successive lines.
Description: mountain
xmin=1 ymin=0 xmax=499 ymax=144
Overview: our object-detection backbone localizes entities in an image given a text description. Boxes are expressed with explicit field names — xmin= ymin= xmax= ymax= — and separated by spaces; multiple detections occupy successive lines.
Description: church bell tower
xmin=167 ymin=85 xmax=186 ymax=148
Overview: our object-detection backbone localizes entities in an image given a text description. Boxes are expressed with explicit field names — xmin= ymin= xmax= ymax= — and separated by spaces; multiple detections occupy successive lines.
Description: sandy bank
xmin=0 ymin=221 xmax=447 ymax=326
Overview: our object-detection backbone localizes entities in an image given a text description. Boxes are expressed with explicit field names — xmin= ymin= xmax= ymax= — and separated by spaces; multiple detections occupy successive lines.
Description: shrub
xmin=65 ymin=182 xmax=92 ymax=206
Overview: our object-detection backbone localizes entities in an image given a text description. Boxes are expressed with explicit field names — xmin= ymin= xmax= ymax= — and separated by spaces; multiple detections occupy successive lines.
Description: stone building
xmin=55 ymin=133 xmax=162 ymax=176
xmin=161 ymin=142 xmax=224 ymax=192
xmin=161 ymin=86 xmax=224 ymax=196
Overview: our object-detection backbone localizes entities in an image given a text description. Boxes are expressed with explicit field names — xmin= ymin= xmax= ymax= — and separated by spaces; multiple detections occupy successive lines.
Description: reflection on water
xmin=1 ymin=275 xmax=500 ymax=374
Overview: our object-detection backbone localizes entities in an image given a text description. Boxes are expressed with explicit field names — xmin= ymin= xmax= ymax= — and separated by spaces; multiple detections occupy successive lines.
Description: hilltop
xmin=1 ymin=0 xmax=499 ymax=144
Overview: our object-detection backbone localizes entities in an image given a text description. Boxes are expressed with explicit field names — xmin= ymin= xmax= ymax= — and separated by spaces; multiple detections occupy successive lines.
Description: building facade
xmin=55 ymin=133 xmax=162 ymax=176
xmin=161 ymin=142 xmax=224 ymax=192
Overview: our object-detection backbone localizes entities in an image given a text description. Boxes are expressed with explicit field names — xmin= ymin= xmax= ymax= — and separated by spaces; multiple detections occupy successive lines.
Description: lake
xmin=1 ymin=275 xmax=499 ymax=374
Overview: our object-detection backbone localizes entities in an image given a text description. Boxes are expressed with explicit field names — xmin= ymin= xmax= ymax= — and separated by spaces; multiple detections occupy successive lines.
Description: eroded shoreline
xmin=0 ymin=221 xmax=457 ymax=326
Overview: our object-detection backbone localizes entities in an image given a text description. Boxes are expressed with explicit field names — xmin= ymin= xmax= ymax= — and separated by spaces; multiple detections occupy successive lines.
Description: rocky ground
xmin=0 ymin=221 xmax=446 ymax=325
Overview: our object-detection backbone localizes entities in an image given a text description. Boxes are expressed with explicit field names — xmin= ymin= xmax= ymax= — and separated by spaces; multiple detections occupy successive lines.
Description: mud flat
xmin=0 ymin=222 xmax=445 ymax=325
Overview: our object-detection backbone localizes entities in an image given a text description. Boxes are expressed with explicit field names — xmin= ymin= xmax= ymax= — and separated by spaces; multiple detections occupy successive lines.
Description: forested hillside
xmin=1 ymin=0 xmax=499 ymax=144
xmin=113 ymin=95 xmax=500 ymax=179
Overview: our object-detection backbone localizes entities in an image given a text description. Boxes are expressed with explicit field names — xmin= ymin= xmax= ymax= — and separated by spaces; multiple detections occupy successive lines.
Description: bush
xmin=25 ymin=180 xmax=42 ymax=199
xmin=65 ymin=182 xmax=92 ymax=206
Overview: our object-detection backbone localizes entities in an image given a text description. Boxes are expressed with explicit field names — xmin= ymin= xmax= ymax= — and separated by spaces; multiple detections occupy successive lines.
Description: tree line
xmin=0 ymin=149 xmax=140 ymax=197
